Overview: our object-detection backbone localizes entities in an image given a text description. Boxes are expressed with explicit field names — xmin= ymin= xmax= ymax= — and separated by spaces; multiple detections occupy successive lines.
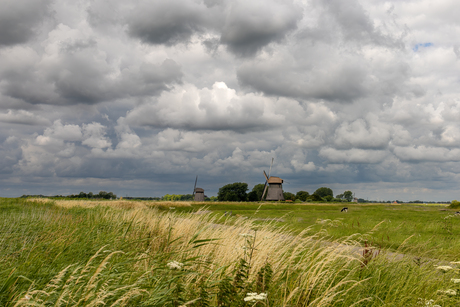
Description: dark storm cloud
xmin=237 ymin=57 xmax=370 ymax=102
xmin=0 ymin=0 xmax=52 ymax=46
xmin=219 ymin=0 xmax=302 ymax=57
xmin=111 ymin=0 xmax=301 ymax=56
xmin=0 ymin=37 xmax=182 ymax=105
xmin=125 ymin=0 xmax=210 ymax=46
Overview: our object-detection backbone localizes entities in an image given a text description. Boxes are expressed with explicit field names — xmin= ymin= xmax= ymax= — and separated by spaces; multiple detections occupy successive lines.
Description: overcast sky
xmin=1 ymin=0 xmax=459 ymax=201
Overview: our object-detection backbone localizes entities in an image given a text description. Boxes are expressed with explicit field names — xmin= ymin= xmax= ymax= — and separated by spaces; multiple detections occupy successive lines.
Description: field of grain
xmin=1 ymin=198 xmax=460 ymax=306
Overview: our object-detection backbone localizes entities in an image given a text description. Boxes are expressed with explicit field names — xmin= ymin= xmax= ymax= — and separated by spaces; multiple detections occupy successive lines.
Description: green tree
xmin=308 ymin=193 xmax=323 ymax=202
xmin=180 ymin=194 xmax=194 ymax=201
xmin=78 ymin=192 xmax=87 ymax=198
xmin=248 ymin=183 xmax=266 ymax=201
xmin=283 ymin=192 xmax=296 ymax=201
xmin=295 ymin=191 xmax=310 ymax=201
xmin=343 ymin=191 xmax=353 ymax=202
xmin=217 ymin=182 xmax=248 ymax=202
xmin=98 ymin=191 xmax=108 ymax=199
xmin=314 ymin=187 xmax=333 ymax=198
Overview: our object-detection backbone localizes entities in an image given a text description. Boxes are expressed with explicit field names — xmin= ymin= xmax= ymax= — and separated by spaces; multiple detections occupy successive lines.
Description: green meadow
xmin=2 ymin=198 xmax=460 ymax=306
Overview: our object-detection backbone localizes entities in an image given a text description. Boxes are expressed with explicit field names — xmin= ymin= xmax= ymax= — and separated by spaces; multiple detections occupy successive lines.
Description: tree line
xmin=217 ymin=182 xmax=354 ymax=202
xmin=21 ymin=191 xmax=117 ymax=199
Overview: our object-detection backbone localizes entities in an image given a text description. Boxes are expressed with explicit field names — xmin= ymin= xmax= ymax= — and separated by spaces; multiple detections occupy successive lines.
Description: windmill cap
xmin=195 ymin=188 xmax=204 ymax=192
xmin=268 ymin=176 xmax=283 ymax=184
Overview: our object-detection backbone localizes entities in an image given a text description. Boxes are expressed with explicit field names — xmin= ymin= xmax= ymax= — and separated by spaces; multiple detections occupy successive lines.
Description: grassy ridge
xmin=1 ymin=198 xmax=459 ymax=306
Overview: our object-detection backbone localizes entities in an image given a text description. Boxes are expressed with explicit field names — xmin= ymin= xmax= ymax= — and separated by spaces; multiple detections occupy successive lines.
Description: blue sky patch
xmin=413 ymin=42 xmax=433 ymax=52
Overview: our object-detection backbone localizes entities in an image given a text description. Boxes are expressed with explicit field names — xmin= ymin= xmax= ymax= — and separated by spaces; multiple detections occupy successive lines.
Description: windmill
xmin=261 ymin=158 xmax=284 ymax=201
xmin=193 ymin=176 xmax=205 ymax=201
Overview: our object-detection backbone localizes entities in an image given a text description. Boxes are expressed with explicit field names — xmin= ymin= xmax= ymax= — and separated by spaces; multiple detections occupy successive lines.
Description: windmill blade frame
xmin=268 ymin=157 xmax=274 ymax=178
xmin=261 ymin=182 xmax=268 ymax=201
xmin=193 ymin=175 xmax=198 ymax=196
xmin=263 ymin=170 xmax=269 ymax=182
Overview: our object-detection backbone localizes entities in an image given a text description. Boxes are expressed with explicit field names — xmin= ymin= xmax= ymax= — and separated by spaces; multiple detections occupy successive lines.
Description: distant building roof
xmin=195 ymin=188 xmax=204 ymax=193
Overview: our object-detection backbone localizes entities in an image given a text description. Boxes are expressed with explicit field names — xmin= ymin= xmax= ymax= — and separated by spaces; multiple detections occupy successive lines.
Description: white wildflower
xmin=167 ymin=261 xmax=183 ymax=270
xmin=435 ymin=265 xmax=454 ymax=273
xmin=240 ymin=233 xmax=254 ymax=238
xmin=25 ymin=295 xmax=31 ymax=300
xmin=452 ymin=278 xmax=460 ymax=284
xmin=418 ymin=298 xmax=441 ymax=307
xmin=244 ymin=292 xmax=267 ymax=302
xmin=418 ymin=298 xmax=430 ymax=306
xmin=437 ymin=289 xmax=457 ymax=296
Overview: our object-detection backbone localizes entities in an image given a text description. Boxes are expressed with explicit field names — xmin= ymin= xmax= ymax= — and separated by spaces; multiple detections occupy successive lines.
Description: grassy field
xmin=173 ymin=202 xmax=460 ymax=260
xmin=1 ymin=198 xmax=460 ymax=306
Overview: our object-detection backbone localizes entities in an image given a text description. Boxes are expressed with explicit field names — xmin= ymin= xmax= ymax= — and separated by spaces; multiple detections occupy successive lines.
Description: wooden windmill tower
xmin=193 ymin=176 xmax=205 ymax=201
xmin=261 ymin=158 xmax=284 ymax=201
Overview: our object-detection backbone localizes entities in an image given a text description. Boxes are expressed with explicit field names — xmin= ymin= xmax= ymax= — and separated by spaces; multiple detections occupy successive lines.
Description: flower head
xmin=435 ymin=265 xmax=454 ymax=273
xmin=167 ymin=261 xmax=183 ymax=270
xmin=437 ymin=289 xmax=457 ymax=296
xmin=452 ymin=278 xmax=460 ymax=284
xmin=244 ymin=292 xmax=267 ymax=302
xmin=417 ymin=298 xmax=441 ymax=307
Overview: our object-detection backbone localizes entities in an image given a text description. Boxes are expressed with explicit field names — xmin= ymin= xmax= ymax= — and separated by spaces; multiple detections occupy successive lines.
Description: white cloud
xmin=124 ymin=82 xmax=287 ymax=131
xmin=82 ymin=123 xmax=112 ymax=149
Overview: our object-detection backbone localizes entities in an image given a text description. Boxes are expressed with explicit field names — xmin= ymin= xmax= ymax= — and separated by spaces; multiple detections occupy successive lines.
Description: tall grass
xmin=0 ymin=198 xmax=458 ymax=306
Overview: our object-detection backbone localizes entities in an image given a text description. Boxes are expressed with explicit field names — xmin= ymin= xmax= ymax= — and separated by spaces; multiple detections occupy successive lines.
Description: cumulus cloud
xmin=333 ymin=118 xmax=391 ymax=149
xmin=91 ymin=0 xmax=301 ymax=57
xmin=2 ymin=0 xmax=460 ymax=201
xmin=124 ymin=82 xmax=287 ymax=131
xmin=319 ymin=148 xmax=388 ymax=164
xmin=393 ymin=146 xmax=460 ymax=162
xmin=0 ymin=25 xmax=182 ymax=106
xmin=0 ymin=110 xmax=50 ymax=126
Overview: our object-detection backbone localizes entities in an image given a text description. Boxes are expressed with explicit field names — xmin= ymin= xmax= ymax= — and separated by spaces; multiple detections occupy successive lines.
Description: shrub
xmin=449 ymin=200 xmax=460 ymax=209
xmin=295 ymin=191 xmax=310 ymax=201
xmin=218 ymin=182 xmax=248 ymax=201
